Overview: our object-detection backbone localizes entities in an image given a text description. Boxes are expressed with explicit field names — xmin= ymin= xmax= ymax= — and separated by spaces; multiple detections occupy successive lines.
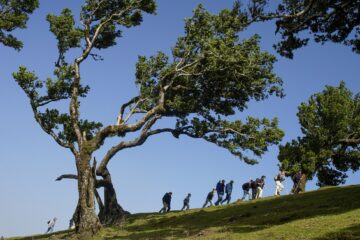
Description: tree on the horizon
xmin=13 ymin=1 xmax=284 ymax=235
xmin=0 ymin=0 xmax=39 ymax=50
xmin=278 ymin=81 xmax=360 ymax=192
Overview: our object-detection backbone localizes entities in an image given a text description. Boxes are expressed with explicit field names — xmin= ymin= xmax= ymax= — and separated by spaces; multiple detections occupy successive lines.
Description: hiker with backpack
xmin=221 ymin=180 xmax=234 ymax=204
xmin=202 ymin=189 xmax=216 ymax=208
xmin=274 ymin=171 xmax=286 ymax=196
xmin=241 ymin=179 xmax=252 ymax=200
xmin=159 ymin=192 xmax=172 ymax=213
xmin=215 ymin=179 xmax=225 ymax=206
xmin=181 ymin=193 xmax=191 ymax=211
xmin=255 ymin=176 xmax=266 ymax=199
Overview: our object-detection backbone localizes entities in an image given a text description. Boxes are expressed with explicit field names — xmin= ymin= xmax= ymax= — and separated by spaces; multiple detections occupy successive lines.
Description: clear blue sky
xmin=0 ymin=0 xmax=359 ymax=237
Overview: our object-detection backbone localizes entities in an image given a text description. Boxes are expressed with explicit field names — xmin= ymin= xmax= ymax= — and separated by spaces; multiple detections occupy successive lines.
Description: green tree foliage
xmin=247 ymin=0 xmax=360 ymax=58
xmin=278 ymin=81 xmax=360 ymax=187
xmin=0 ymin=0 xmax=39 ymax=50
xmin=13 ymin=1 xmax=284 ymax=232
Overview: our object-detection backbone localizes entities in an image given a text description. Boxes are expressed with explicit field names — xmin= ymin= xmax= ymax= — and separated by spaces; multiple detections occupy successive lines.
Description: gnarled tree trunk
xmin=97 ymin=167 xmax=126 ymax=225
xmin=298 ymin=173 xmax=307 ymax=193
xmin=291 ymin=173 xmax=307 ymax=194
xmin=74 ymin=153 xmax=101 ymax=235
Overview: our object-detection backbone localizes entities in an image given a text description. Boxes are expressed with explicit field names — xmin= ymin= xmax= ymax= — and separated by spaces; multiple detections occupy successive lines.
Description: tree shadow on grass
xmin=314 ymin=224 xmax=360 ymax=240
xmin=124 ymin=185 xmax=360 ymax=239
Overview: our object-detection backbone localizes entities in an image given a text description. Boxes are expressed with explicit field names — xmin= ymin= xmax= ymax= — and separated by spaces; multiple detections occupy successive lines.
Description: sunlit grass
xmin=9 ymin=185 xmax=360 ymax=240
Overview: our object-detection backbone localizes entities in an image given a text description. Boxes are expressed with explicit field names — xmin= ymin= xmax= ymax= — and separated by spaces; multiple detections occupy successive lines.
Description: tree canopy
xmin=246 ymin=0 xmax=360 ymax=58
xmin=12 ymin=0 xmax=284 ymax=233
xmin=0 ymin=0 xmax=39 ymax=50
xmin=278 ymin=81 xmax=360 ymax=187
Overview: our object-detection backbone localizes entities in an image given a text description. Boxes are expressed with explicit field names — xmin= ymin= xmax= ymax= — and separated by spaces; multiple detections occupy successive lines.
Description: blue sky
xmin=0 ymin=0 xmax=359 ymax=237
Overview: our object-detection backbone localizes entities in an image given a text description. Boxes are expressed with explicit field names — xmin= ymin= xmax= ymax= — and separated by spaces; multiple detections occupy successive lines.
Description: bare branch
xmin=55 ymin=174 xmax=78 ymax=181
xmin=97 ymin=115 xmax=161 ymax=173
xmin=117 ymin=96 xmax=140 ymax=125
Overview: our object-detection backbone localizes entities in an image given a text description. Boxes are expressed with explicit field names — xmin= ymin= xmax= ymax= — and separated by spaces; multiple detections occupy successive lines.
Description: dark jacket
xmin=162 ymin=193 xmax=172 ymax=204
xmin=250 ymin=180 xmax=257 ymax=189
xmin=242 ymin=182 xmax=251 ymax=191
xmin=207 ymin=191 xmax=214 ymax=200
xmin=225 ymin=183 xmax=233 ymax=194
xmin=275 ymin=173 xmax=285 ymax=182
xmin=183 ymin=195 xmax=190 ymax=204
xmin=256 ymin=178 xmax=265 ymax=188
xmin=216 ymin=182 xmax=225 ymax=194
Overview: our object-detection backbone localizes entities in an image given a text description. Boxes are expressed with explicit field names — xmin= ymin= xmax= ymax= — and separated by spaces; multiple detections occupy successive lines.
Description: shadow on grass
xmin=123 ymin=185 xmax=360 ymax=239
xmin=314 ymin=224 xmax=360 ymax=240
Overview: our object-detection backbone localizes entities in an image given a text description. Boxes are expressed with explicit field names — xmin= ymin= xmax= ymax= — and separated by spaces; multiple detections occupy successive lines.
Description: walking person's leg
xmin=202 ymin=199 xmax=208 ymax=208
xmin=215 ymin=193 xmax=220 ymax=205
xmin=227 ymin=194 xmax=231 ymax=204
xmin=275 ymin=180 xmax=280 ymax=195
xmin=221 ymin=193 xmax=228 ymax=204
xmin=159 ymin=201 xmax=166 ymax=213
xmin=252 ymin=188 xmax=257 ymax=199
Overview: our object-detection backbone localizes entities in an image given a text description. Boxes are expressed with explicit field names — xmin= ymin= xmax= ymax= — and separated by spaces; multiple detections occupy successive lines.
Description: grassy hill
xmin=9 ymin=184 xmax=360 ymax=240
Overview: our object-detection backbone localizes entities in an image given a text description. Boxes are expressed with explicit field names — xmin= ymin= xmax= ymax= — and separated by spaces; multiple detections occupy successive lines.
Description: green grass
xmin=9 ymin=185 xmax=360 ymax=240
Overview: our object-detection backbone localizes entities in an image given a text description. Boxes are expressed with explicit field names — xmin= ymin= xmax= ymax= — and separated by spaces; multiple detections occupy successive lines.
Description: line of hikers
xmin=159 ymin=170 xmax=304 ymax=213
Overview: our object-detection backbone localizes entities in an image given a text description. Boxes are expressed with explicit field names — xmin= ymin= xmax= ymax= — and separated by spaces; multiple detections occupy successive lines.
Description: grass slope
xmin=9 ymin=185 xmax=360 ymax=240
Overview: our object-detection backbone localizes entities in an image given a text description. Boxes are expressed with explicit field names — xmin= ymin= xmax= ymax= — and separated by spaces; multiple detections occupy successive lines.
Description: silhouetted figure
xmin=292 ymin=170 xmax=303 ymax=194
xmin=181 ymin=193 xmax=191 ymax=211
xmin=251 ymin=179 xmax=257 ymax=199
xmin=215 ymin=180 xmax=225 ymax=205
xmin=45 ymin=217 xmax=57 ymax=234
xmin=159 ymin=192 xmax=172 ymax=213
xmin=69 ymin=218 xmax=75 ymax=230
xmin=241 ymin=179 xmax=252 ymax=200
xmin=221 ymin=180 xmax=234 ymax=204
xmin=203 ymin=189 xmax=216 ymax=208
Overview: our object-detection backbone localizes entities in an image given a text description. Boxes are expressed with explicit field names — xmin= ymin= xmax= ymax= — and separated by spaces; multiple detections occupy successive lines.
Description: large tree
xmin=246 ymin=0 xmax=360 ymax=58
xmin=13 ymin=1 xmax=284 ymax=234
xmin=278 ymin=81 xmax=360 ymax=192
xmin=0 ymin=0 xmax=39 ymax=50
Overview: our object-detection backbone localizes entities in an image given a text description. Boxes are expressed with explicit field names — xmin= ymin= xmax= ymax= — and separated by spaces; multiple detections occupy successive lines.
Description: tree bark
xmin=74 ymin=153 xmax=101 ymax=235
xmin=298 ymin=173 xmax=307 ymax=193
xmin=291 ymin=173 xmax=307 ymax=194
xmin=97 ymin=167 xmax=127 ymax=226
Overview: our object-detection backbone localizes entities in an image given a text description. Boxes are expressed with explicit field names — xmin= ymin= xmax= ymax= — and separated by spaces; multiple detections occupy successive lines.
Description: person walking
xmin=251 ymin=179 xmax=257 ymax=200
xmin=274 ymin=171 xmax=286 ymax=196
xmin=69 ymin=218 xmax=75 ymax=230
xmin=241 ymin=179 xmax=252 ymax=200
xmin=159 ymin=192 xmax=172 ymax=213
xmin=255 ymin=176 xmax=266 ymax=199
xmin=202 ymin=189 xmax=216 ymax=208
xmin=45 ymin=217 xmax=57 ymax=234
xmin=292 ymin=170 xmax=303 ymax=194
xmin=221 ymin=180 xmax=234 ymax=204
xmin=181 ymin=193 xmax=191 ymax=211
xmin=215 ymin=180 xmax=225 ymax=205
